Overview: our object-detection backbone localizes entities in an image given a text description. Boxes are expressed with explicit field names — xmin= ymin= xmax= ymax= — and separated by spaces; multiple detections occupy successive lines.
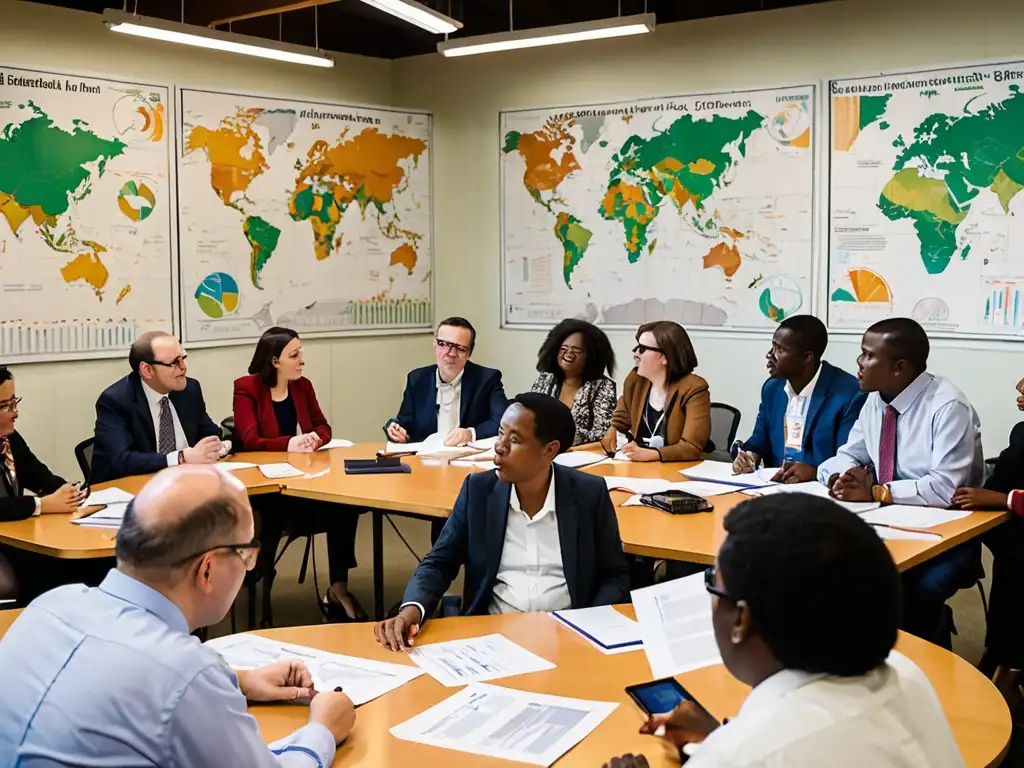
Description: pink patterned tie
xmin=877 ymin=406 xmax=898 ymax=485
xmin=0 ymin=436 xmax=16 ymax=493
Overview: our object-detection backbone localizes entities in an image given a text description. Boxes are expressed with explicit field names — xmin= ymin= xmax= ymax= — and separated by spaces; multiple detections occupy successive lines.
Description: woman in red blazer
xmin=234 ymin=327 xmax=366 ymax=623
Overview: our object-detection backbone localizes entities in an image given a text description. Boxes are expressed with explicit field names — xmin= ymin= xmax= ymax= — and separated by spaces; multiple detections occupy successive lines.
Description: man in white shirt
xmin=373 ymin=393 xmax=629 ymax=651
xmin=91 ymin=331 xmax=226 ymax=483
xmin=608 ymin=494 xmax=965 ymax=768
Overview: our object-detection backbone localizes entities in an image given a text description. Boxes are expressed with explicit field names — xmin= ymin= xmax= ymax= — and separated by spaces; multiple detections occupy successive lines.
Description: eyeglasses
xmin=559 ymin=345 xmax=585 ymax=356
xmin=704 ymin=565 xmax=732 ymax=600
xmin=176 ymin=538 xmax=261 ymax=571
xmin=633 ymin=343 xmax=665 ymax=356
xmin=0 ymin=397 xmax=22 ymax=413
xmin=436 ymin=339 xmax=471 ymax=356
xmin=146 ymin=354 xmax=188 ymax=370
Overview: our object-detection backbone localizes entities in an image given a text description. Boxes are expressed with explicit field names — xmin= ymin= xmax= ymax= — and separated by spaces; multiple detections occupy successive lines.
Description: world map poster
xmin=177 ymin=88 xmax=432 ymax=344
xmin=501 ymin=85 xmax=815 ymax=329
xmin=830 ymin=60 xmax=1024 ymax=337
xmin=0 ymin=66 xmax=173 ymax=362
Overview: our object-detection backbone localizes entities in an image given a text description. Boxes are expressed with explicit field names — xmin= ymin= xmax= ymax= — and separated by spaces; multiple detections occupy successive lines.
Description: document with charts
xmin=409 ymin=633 xmax=555 ymax=687
xmin=390 ymin=683 xmax=618 ymax=767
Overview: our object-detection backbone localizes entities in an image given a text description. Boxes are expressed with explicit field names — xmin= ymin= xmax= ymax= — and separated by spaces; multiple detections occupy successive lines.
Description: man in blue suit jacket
xmin=374 ymin=393 xmax=630 ymax=651
xmin=733 ymin=316 xmax=864 ymax=484
xmin=91 ymin=332 xmax=225 ymax=484
xmin=384 ymin=317 xmax=508 ymax=446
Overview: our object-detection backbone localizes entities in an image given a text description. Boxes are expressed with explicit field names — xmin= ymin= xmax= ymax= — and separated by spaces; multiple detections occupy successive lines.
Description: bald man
xmin=0 ymin=465 xmax=355 ymax=766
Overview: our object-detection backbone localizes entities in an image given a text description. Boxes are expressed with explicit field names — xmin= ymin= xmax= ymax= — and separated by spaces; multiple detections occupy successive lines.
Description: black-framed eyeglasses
xmin=176 ymin=538 xmax=261 ymax=571
xmin=436 ymin=339 xmax=470 ymax=356
xmin=146 ymin=354 xmax=188 ymax=370
xmin=0 ymin=396 xmax=22 ymax=413
xmin=633 ymin=343 xmax=665 ymax=356
xmin=558 ymin=345 xmax=585 ymax=357
xmin=704 ymin=565 xmax=731 ymax=600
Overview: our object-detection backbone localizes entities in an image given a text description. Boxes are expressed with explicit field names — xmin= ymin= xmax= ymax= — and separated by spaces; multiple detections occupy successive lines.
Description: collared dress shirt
xmin=140 ymin=379 xmax=188 ymax=467
xmin=781 ymin=364 xmax=821 ymax=462
xmin=817 ymin=372 xmax=982 ymax=507
xmin=0 ymin=569 xmax=336 ymax=767
xmin=435 ymin=368 xmax=475 ymax=442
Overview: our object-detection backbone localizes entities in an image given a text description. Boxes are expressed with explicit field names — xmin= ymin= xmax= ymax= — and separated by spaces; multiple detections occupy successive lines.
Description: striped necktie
xmin=877 ymin=405 xmax=898 ymax=485
xmin=158 ymin=397 xmax=176 ymax=454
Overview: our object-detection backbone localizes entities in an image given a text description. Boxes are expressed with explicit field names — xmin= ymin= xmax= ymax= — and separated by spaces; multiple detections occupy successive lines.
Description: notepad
xmin=551 ymin=606 xmax=643 ymax=654
xmin=83 ymin=487 xmax=134 ymax=506
xmin=72 ymin=502 xmax=129 ymax=528
xmin=258 ymin=463 xmax=305 ymax=479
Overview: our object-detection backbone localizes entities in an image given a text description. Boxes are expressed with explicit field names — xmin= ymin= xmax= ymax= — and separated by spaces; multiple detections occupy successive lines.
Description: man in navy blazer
xmin=384 ymin=317 xmax=508 ymax=446
xmin=374 ymin=393 xmax=629 ymax=651
xmin=91 ymin=332 xmax=225 ymax=484
xmin=733 ymin=316 xmax=865 ymax=484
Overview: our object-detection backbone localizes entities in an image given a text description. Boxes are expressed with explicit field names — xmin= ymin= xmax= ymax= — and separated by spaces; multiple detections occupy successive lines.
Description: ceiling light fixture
xmin=103 ymin=9 xmax=336 ymax=68
xmin=437 ymin=13 xmax=655 ymax=57
xmin=358 ymin=0 xmax=463 ymax=35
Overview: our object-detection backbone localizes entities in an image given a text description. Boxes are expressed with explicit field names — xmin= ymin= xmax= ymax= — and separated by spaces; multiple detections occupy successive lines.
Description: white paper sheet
xmin=389 ymin=683 xmax=618 ymax=767
xmin=680 ymin=461 xmax=777 ymax=488
xmin=409 ymin=633 xmax=555 ymax=687
xmin=632 ymin=573 xmax=721 ymax=678
xmin=214 ymin=462 xmax=258 ymax=472
xmin=468 ymin=435 xmax=499 ymax=450
xmin=551 ymin=606 xmax=643 ymax=655
xmin=858 ymin=506 xmax=972 ymax=529
xmin=83 ymin=487 xmax=135 ymax=506
xmin=450 ymin=460 xmax=498 ymax=470
xmin=553 ymin=451 xmax=609 ymax=469
xmin=258 ymin=463 xmax=305 ymax=479
xmin=742 ymin=481 xmax=881 ymax=514
xmin=604 ymin=477 xmax=734 ymax=497
xmin=872 ymin=526 xmax=942 ymax=542
xmin=204 ymin=634 xmax=423 ymax=706
xmin=386 ymin=432 xmax=446 ymax=454
xmin=72 ymin=501 xmax=130 ymax=528
xmin=316 ymin=439 xmax=354 ymax=451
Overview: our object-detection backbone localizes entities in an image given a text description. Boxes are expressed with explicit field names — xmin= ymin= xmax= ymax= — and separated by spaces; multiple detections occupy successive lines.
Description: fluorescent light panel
xmin=359 ymin=0 xmax=462 ymax=35
xmin=438 ymin=13 xmax=654 ymax=57
xmin=103 ymin=9 xmax=335 ymax=68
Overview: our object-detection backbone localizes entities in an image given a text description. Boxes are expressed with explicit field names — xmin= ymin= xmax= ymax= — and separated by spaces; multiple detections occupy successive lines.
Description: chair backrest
xmin=709 ymin=403 xmax=742 ymax=453
xmin=74 ymin=438 xmax=94 ymax=483
xmin=220 ymin=416 xmax=238 ymax=448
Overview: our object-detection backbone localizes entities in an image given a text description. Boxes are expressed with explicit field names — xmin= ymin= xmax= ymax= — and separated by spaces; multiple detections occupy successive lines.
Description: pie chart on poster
xmin=195 ymin=272 xmax=240 ymax=319
xmin=117 ymin=181 xmax=156 ymax=222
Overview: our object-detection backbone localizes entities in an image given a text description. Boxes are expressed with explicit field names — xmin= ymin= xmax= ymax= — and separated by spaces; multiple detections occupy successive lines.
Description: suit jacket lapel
xmin=169 ymin=388 xmax=195 ymax=445
xmin=803 ymin=362 xmax=832 ymax=436
xmin=289 ymin=379 xmax=308 ymax=435
xmin=483 ymin=480 xmax=512 ymax=594
xmin=132 ymin=376 xmax=157 ymax=451
xmin=459 ymin=362 xmax=477 ymax=425
xmin=553 ymin=466 xmax=580 ymax=608
xmin=426 ymin=366 xmax=439 ymax=433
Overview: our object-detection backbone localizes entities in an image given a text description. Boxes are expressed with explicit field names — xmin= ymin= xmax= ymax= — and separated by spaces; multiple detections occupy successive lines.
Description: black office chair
xmin=74 ymin=438 xmax=94 ymax=484
xmin=220 ymin=416 xmax=238 ymax=449
xmin=706 ymin=403 xmax=742 ymax=461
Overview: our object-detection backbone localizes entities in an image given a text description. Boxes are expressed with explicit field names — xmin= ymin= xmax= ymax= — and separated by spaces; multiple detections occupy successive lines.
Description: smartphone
xmin=625 ymin=677 xmax=717 ymax=721
xmin=74 ymin=480 xmax=90 ymax=500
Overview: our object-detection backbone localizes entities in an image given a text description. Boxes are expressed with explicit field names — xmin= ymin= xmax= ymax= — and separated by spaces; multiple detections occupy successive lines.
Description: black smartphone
xmin=625 ymin=677 xmax=717 ymax=720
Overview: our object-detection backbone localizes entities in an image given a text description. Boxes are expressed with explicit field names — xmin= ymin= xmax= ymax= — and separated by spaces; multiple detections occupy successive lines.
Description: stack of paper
xmin=551 ymin=606 xmax=643 ymax=654
xmin=214 ymin=461 xmax=258 ymax=472
xmin=83 ymin=487 xmax=135 ymax=506
xmin=631 ymin=573 xmax=721 ymax=678
xmin=72 ymin=487 xmax=136 ymax=529
xmin=468 ymin=435 xmax=499 ymax=451
xmin=205 ymin=634 xmax=423 ymax=705
xmin=409 ymin=633 xmax=555 ymax=687
xmin=258 ymin=463 xmax=305 ymax=479
xmin=553 ymin=451 xmax=609 ymax=469
xmin=316 ymin=439 xmax=355 ymax=451
xmin=743 ymin=481 xmax=880 ymax=514
xmin=874 ymin=527 xmax=941 ymax=542
xmin=858 ymin=506 xmax=972 ymax=529
xmin=680 ymin=461 xmax=777 ymax=489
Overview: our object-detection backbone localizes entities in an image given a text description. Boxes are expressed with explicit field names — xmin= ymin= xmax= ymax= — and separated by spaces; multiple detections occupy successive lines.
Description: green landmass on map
xmin=879 ymin=85 xmax=1024 ymax=274
xmin=243 ymin=215 xmax=281 ymax=289
xmin=860 ymin=95 xmax=892 ymax=130
xmin=553 ymin=212 xmax=592 ymax=286
xmin=598 ymin=110 xmax=764 ymax=261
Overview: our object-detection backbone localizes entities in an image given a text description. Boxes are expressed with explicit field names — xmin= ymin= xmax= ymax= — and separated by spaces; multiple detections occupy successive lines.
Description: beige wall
xmin=394 ymin=0 xmax=1024 ymax=458
xmin=0 ymin=0 xmax=434 ymax=479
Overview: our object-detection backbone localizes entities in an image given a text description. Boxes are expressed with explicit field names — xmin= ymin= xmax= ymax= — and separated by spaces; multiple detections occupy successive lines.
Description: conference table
xmin=0 ymin=607 xmax=1010 ymax=766
xmin=0 ymin=443 xmax=1009 ymax=620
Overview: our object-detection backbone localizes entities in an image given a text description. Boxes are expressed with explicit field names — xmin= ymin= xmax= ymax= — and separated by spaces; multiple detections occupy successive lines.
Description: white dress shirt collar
xmin=140 ymin=378 xmax=188 ymax=460
xmin=140 ymin=378 xmax=169 ymax=408
xmin=736 ymin=668 xmax=826 ymax=719
xmin=509 ymin=468 xmax=556 ymax=523
xmin=783 ymin=362 xmax=822 ymax=401
xmin=888 ymin=371 xmax=933 ymax=415
xmin=436 ymin=367 xmax=465 ymax=388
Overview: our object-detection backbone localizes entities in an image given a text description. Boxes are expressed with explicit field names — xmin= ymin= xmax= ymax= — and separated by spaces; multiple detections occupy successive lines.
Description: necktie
xmin=158 ymin=397 xmax=176 ymax=454
xmin=877 ymin=405 xmax=898 ymax=485
xmin=0 ymin=437 xmax=17 ymax=494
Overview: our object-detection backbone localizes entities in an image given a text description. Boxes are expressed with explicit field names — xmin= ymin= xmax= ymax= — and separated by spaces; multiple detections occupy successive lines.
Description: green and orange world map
xmin=184 ymin=107 xmax=427 ymax=289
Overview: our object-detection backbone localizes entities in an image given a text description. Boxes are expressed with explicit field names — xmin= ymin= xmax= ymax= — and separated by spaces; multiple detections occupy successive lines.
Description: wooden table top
xmin=0 ymin=444 xmax=1008 ymax=571
xmin=251 ymin=609 xmax=1011 ymax=768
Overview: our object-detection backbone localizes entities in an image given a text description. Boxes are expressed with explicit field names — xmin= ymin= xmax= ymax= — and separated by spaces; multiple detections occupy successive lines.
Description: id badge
xmin=646 ymin=435 xmax=665 ymax=449
xmin=784 ymin=415 xmax=805 ymax=452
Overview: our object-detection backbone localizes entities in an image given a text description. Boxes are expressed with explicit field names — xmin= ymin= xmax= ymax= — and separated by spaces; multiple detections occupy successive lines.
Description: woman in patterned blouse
xmin=531 ymin=319 xmax=617 ymax=446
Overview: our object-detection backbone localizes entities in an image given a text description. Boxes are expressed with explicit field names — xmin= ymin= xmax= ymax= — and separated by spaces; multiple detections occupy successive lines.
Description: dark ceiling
xmin=27 ymin=0 xmax=834 ymax=59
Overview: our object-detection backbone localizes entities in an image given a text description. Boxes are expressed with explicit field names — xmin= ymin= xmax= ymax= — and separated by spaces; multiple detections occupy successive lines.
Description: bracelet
xmin=871 ymin=484 xmax=893 ymax=505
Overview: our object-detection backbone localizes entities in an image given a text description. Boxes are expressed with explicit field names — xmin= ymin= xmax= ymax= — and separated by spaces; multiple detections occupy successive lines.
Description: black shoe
xmin=320 ymin=594 xmax=368 ymax=624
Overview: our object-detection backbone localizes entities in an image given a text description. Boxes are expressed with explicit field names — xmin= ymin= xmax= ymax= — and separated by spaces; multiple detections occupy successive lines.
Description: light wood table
xmin=0 ymin=607 xmax=21 ymax=637
xmin=251 ymin=609 xmax=1011 ymax=767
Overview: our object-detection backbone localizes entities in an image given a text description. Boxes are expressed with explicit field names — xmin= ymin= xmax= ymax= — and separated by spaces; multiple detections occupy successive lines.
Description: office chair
xmin=74 ymin=438 xmax=94 ymax=483
xmin=706 ymin=403 xmax=742 ymax=461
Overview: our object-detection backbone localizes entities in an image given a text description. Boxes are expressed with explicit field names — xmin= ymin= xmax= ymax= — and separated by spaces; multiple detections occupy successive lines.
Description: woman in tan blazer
xmin=601 ymin=321 xmax=711 ymax=462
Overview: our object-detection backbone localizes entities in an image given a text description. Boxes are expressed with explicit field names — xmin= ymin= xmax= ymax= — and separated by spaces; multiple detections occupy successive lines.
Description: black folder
xmin=343 ymin=457 xmax=412 ymax=475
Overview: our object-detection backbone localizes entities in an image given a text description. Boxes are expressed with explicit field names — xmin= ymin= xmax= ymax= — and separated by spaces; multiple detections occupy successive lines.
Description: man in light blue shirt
xmin=818 ymin=318 xmax=983 ymax=649
xmin=0 ymin=465 xmax=355 ymax=767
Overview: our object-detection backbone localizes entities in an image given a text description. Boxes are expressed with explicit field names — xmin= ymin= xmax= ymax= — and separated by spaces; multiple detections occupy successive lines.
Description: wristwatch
xmin=178 ymin=449 xmax=186 ymax=465
xmin=871 ymin=484 xmax=893 ymax=505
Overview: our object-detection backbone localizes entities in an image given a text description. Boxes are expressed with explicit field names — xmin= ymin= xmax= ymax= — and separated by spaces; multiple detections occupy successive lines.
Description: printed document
xmin=680 ymin=461 xmax=777 ymax=488
xmin=743 ymin=481 xmax=880 ymax=514
xmin=858 ymin=505 xmax=972 ymax=529
xmin=390 ymin=683 xmax=618 ymax=767
xmin=205 ymin=634 xmax=423 ymax=705
xmin=632 ymin=573 xmax=721 ymax=678
xmin=409 ymin=633 xmax=555 ymax=687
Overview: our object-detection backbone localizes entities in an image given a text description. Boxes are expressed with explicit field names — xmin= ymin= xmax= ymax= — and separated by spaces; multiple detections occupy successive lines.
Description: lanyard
xmin=643 ymin=404 xmax=666 ymax=438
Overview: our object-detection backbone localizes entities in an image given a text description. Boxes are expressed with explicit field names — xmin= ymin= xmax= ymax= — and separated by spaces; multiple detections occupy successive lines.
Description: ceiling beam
xmin=198 ymin=0 xmax=341 ymax=28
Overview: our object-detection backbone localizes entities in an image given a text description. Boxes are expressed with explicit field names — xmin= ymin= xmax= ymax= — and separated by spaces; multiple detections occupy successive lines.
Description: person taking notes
xmin=0 ymin=464 xmax=355 ymax=766
xmin=600 ymin=321 xmax=711 ymax=462
xmin=384 ymin=316 xmax=508 ymax=447
xmin=530 ymin=318 xmax=617 ymax=446
xmin=607 ymin=495 xmax=964 ymax=768
xmin=818 ymin=318 xmax=983 ymax=648
xmin=91 ymin=331 xmax=226 ymax=483
xmin=732 ymin=316 xmax=864 ymax=484
xmin=234 ymin=327 xmax=365 ymax=624
xmin=374 ymin=393 xmax=629 ymax=652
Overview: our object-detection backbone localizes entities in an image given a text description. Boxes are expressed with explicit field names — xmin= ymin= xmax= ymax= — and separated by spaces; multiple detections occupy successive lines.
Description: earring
xmin=732 ymin=630 xmax=742 ymax=644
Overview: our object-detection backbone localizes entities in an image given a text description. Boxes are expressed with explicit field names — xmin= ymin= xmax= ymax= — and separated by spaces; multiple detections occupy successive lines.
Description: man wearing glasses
xmin=91 ymin=331 xmax=226 ymax=483
xmin=384 ymin=316 xmax=508 ymax=447
xmin=0 ymin=465 xmax=356 ymax=765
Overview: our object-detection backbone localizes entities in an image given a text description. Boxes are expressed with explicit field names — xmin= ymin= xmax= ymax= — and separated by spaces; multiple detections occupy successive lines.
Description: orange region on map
xmin=511 ymin=117 xmax=580 ymax=199
xmin=688 ymin=158 xmax=717 ymax=174
xmin=0 ymin=191 xmax=56 ymax=235
xmin=390 ymin=243 xmax=418 ymax=274
xmin=601 ymin=180 xmax=657 ymax=257
xmin=116 ymin=284 xmax=132 ymax=304
xmin=187 ymin=108 xmax=268 ymax=206
xmin=61 ymin=241 xmax=109 ymax=298
xmin=137 ymin=103 xmax=165 ymax=143
xmin=703 ymin=242 xmax=742 ymax=277
xmin=721 ymin=227 xmax=744 ymax=240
